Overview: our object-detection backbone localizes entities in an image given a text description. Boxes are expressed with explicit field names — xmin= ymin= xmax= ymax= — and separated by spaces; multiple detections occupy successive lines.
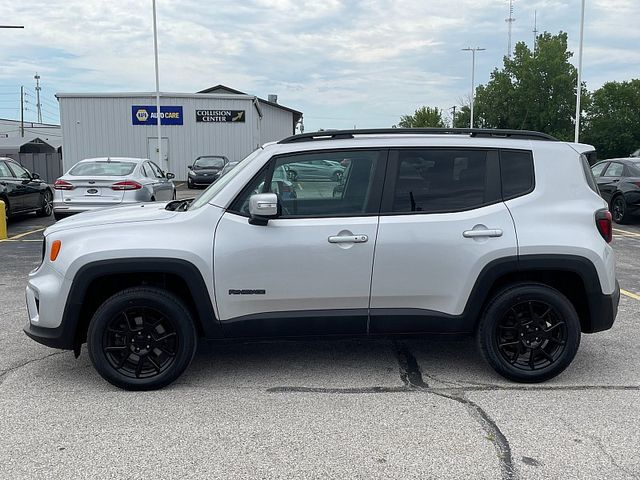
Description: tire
xmin=150 ymin=196 xmax=156 ymax=202
xmin=36 ymin=189 xmax=53 ymax=217
xmin=187 ymin=180 xmax=194 ymax=189
xmin=87 ymin=287 xmax=197 ymax=391
xmin=53 ymin=212 xmax=66 ymax=221
xmin=477 ymin=283 xmax=581 ymax=383
xmin=611 ymin=195 xmax=629 ymax=224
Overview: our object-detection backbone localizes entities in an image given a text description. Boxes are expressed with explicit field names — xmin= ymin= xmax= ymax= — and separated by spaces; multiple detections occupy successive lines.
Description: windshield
xmin=189 ymin=149 xmax=262 ymax=210
xmin=69 ymin=161 xmax=136 ymax=176
xmin=194 ymin=156 xmax=226 ymax=168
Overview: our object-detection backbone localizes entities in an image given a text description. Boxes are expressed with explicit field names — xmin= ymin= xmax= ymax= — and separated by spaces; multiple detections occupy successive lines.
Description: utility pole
xmin=34 ymin=72 xmax=42 ymax=123
xmin=505 ymin=0 xmax=516 ymax=58
xmin=575 ymin=0 xmax=585 ymax=142
xmin=450 ymin=106 xmax=457 ymax=126
xmin=152 ymin=0 xmax=163 ymax=166
xmin=20 ymin=86 xmax=24 ymax=137
xmin=533 ymin=11 xmax=539 ymax=54
xmin=462 ymin=47 xmax=486 ymax=128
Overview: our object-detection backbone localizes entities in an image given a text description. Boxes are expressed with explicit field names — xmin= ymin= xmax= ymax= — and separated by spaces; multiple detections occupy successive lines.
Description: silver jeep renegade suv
xmin=24 ymin=129 xmax=620 ymax=390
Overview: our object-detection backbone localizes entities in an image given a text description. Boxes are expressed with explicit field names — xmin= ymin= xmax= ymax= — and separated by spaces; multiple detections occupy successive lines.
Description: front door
xmin=213 ymin=149 xmax=386 ymax=338
xmin=369 ymin=148 xmax=519 ymax=333
xmin=596 ymin=161 xmax=623 ymax=204
xmin=6 ymin=161 xmax=40 ymax=211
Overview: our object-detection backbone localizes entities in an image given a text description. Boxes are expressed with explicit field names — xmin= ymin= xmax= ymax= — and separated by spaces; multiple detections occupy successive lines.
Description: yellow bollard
xmin=0 ymin=200 xmax=6 ymax=240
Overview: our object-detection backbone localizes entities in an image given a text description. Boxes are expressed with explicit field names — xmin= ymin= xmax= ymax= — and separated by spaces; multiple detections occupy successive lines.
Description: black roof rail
xmin=278 ymin=128 xmax=558 ymax=144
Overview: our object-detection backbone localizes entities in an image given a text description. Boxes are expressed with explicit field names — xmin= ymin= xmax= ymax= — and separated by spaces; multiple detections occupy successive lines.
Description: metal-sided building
xmin=57 ymin=85 xmax=302 ymax=180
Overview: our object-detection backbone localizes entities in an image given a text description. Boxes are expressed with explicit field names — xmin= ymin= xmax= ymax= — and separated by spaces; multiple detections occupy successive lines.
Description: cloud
xmin=0 ymin=0 xmax=637 ymax=129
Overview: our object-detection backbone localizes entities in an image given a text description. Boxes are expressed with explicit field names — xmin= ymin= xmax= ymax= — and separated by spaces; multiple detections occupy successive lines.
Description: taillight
xmin=111 ymin=180 xmax=142 ymax=191
xmin=54 ymin=179 xmax=74 ymax=190
xmin=595 ymin=210 xmax=612 ymax=243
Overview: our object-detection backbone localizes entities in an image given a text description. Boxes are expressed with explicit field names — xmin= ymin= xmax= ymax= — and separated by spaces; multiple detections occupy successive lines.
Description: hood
xmin=191 ymin=165 xmax=223 ymax=173
xmin=46 ymin=202 xmax=179 ymax=235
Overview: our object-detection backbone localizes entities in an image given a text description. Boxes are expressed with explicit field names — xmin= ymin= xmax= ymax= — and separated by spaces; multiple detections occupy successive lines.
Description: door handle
xmin=328 ymin=234 xmax=368 ymax=244
xmin=463 ymin=228 xmax=503 ymax=238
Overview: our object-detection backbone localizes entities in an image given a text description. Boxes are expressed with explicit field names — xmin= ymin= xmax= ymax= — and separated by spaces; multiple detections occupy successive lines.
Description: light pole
xmin=152 ymin=0 xmax=163 ymax=166
xmin=462 ymin=47 xmax=485 ymax=128
xmin=574 ymin=0 xmax=586 ymax=142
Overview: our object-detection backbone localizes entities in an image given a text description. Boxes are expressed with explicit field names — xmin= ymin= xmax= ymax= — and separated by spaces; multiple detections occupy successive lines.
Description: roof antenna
xmin=533 ymin=10 xmax=539 ymax=54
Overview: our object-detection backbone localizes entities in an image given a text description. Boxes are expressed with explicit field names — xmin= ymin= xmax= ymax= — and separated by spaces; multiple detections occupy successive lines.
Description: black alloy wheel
xmin=37 ymin=190 xmax=53 ymax=217
xmin=612 ymin=196 xmax=628 ymax=224
xmin=88 ymin=287 xmax=197 ymax=390
xmin=478 ymin=283 xmax=581 ymax=383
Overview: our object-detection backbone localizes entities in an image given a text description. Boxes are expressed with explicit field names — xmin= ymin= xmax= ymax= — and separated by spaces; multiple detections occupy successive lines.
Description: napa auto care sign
xmin=196 ymin=110 xmax=245 ymax=123
xmin=132 ymin=106 xmax=183 ymax=125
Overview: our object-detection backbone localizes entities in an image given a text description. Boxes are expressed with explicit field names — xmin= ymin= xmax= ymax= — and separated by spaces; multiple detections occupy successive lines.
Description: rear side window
xmin=581 ymin=155 xmax=599 ymax=193
xmin=387 ymin=149 xmax=493 ymax=213
xmin=500 ymin=150 xmax=534 ymax=200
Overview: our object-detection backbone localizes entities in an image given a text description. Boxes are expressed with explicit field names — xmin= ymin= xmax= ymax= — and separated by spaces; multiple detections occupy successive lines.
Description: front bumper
xmin=188 ymin=174 xmax=218 ymax=186
xmin=585 ymin=280 xmax=620 ymax=333
xmin=24 ymin=264 xmax=75 ymax=350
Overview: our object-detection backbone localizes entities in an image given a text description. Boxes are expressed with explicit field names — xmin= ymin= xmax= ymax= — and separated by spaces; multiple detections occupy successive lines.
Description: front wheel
xmin=36 ymin=189 xmax=53 ymax=217
xmin=477 ymin=283 xmax=581 ymax=383
xmin=87 ymin=287 xmax=197 ymax=390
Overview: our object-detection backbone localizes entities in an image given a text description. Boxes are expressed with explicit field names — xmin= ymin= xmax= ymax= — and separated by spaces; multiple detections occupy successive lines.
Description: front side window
xmin=8 ymin=162 xmax=31 ymax=179
xmin=231 ymin=150 xmax=382 ymax=217
xmin=149 ymin=162 xmax=165 ymax=178
xmin=388 ymin=149 xmax=490 ymax=213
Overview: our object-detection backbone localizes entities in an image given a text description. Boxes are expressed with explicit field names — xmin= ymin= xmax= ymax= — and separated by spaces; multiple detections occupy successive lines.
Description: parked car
xmin=285 ymin=159 xmax=345 ymax=181
xmin=216 ymin=161 xmax=239 ymax=179
xmin=590 ymin=158 xmax=640 ymax=224
xmin=25 ymin=128 xmax=618 ymax=390
xmin=0 ymin=157 xmax=53 ymax=221
xmin=52 ymin=157 xmax=175 ymax=220
xmin=187 ymin=155 xmax=229 ymax=188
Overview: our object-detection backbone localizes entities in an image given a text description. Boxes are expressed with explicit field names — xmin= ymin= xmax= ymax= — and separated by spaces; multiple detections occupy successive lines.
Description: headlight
xmin=188 ymin=170 xmax=195 ymax=176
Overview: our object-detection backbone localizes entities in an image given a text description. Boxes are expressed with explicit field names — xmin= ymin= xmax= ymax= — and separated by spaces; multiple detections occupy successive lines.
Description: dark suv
xmin=0 ymin=157 xmax=53 ymax=221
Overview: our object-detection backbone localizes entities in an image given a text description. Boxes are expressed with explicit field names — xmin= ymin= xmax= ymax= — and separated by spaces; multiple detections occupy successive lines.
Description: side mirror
xmin=248 ymin=193 xmax=279 ymax=225
xmin=31 ymin=172 xmax=40 ymax=180
xmin=166 ymin=172 xmax=175 ymax=180
xmin=187 ymin=165 xmax=193 ymax=170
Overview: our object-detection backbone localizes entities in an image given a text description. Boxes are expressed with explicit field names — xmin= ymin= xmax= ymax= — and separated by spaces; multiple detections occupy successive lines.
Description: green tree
xmin=452 ymin=105 xmax=470 ymax=128
xmin=396 ymin=106 xmax=446 ymax=128
xmin=462 ymin=32 xmax=587 ymax=139
xmin=582 ymin=80 xmax=640 ymax=158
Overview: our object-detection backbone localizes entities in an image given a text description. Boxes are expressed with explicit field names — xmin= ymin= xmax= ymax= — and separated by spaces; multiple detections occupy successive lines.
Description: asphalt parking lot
xmin=1 ymin=190 xmax=639 ymax=479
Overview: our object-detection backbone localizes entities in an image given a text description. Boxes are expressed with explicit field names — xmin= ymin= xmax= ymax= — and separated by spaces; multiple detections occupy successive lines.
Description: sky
xmin=0 ymin=0 xmax=638 ymax=131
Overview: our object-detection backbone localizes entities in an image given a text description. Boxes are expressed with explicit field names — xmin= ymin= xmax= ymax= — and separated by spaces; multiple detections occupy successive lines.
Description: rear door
xmin=369 ymin=148 xmax=518 ymax=334
xmin=213 ymin=148 xmax=386 ymax=337
xmin=597 ymin=162 xmax=623 ymax=203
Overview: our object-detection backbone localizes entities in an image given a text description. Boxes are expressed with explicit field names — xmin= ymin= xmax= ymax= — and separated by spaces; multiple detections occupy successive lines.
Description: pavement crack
xmin=392 ymin=341 xmax=517 ymax=480
xmin=0 ymin=351 xmax=66 ymax=387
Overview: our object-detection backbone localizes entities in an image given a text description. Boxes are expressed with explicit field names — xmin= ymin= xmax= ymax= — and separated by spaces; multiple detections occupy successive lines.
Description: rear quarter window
xmin=581 ymin=154 xmax=599 ymax=194
xmin=500 ymin=150 xmax=534 ymax=200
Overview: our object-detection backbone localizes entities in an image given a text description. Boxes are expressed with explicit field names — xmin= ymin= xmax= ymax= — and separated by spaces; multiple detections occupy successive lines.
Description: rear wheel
xmin=611 ymin=195 xmax=629 ymax=224
xmin=87 ymin=287 xmax=197 ymax=391
xmin=36 ymin=189 xmax=53 ymax=217
xmin=477 ymin=283 xmax=581 ymax=383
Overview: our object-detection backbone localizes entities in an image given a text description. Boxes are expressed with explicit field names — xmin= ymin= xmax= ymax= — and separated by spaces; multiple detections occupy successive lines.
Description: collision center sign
xmin=132 ymin=106 xmax=183 ymax=125
xmin=196 ymin=110 xmax=245 ymax=123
